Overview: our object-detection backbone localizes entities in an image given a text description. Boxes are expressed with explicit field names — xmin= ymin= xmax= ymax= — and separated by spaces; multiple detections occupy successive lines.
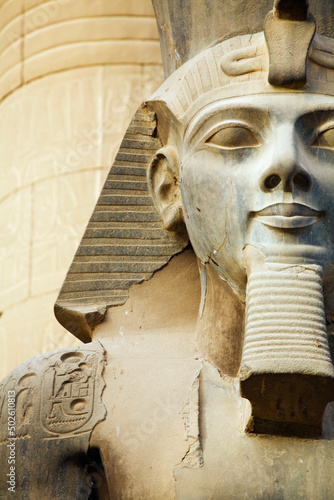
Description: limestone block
xmin=0 ymin=188 xmax=31 ymax=311
xmin=0 ymin=12 xmax=21 ymax=53
xmin=0 ymin=68 xmax=163 ymax=200
xmin=0 ymin=0 xmax=22 ymax=33
xmin=0 ymin=92 xmax=27 ymax=195
xmin=0 ymin=62 xmax=21 ymax=101
xmin=22 ymin=0 xmax=160 ymax=83
xmin=0 ymin=1 xmax=22 ymax=100
xmin=24 ymin=41 xmax=162 ymax=83
xmin=24 ymin=17 xmax=159 ymax=59
xmin=0 ymin=0 xmax=161 ymax=101
xmin=24 ymin=0 xmax=156 ymax=29
xmin=25 ymin=0 xmax=67 ymax=10
xmin=0 ymin=66 xmax=111 ymax=202
xmin=0 ymin=36 xmax=20 ymax=75
xmin=0 ymin=37 xmax=21 ymax=101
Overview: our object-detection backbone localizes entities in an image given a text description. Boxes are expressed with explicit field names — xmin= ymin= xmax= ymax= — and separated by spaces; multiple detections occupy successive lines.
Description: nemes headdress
xmin=55 ymin=0 xmax=334 ymax=342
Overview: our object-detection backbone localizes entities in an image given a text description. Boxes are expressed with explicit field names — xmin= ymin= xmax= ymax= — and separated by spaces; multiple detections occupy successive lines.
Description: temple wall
xmin=0 ymin=0 xmax=163 ymax=380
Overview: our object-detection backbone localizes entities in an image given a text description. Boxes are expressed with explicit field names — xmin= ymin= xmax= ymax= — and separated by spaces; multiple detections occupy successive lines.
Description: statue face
xmin=180 ymin=93 xmax=334 ymax=294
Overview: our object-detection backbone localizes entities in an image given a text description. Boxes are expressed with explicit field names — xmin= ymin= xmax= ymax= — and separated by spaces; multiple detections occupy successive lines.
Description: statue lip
xmin=251 ymin=203 xmax=324 ymax=229
xmin=254 ymin=203 xmax=322 ymax=217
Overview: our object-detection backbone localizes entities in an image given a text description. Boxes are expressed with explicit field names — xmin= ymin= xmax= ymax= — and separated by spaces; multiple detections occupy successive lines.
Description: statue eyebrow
xmin=296 ymin=108 xmax=334 ymax=133
xmin=185 ymin=104 xmax=268 ymax=144
xmin=185 ymin=97 xmax=334 ymax=145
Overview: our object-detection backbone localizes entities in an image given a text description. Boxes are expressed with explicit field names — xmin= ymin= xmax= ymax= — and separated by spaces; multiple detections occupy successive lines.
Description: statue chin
xmin=247 ymin=214 xmax=333 ymax=265
xmin=196 ymin=232 xmax=333 ymax=304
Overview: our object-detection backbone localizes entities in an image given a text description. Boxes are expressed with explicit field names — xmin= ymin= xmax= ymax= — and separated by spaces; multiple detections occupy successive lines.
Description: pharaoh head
xmin=148 ymin=2 xmax=334 ymax=298
xmin=56 ymin=0 xmax=334 ymax=435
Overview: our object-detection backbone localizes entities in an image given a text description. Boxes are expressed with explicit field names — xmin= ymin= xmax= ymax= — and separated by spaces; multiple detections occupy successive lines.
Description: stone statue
xmin=3 ymin=0 xmax=334 ymax=498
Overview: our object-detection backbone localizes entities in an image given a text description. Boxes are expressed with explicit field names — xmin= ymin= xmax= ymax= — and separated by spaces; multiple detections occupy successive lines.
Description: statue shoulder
xmin=0 ymin=342 xmax=107 ymax=498
xmin=0 ymin=340 xmax=107 ymax=440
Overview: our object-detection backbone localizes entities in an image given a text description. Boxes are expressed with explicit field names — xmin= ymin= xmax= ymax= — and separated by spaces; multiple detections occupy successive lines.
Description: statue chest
xmin=92 ymin=347 xmax=334 ymax=500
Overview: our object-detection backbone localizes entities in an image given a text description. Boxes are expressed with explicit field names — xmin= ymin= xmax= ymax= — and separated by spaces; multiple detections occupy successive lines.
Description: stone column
xmin=0 ymin=0 xmax=163 ymax=379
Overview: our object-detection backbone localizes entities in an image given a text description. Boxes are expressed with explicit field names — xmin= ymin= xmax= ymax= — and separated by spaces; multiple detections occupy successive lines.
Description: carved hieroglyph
xmin=0 ymin=341 xmax=106 ymax=497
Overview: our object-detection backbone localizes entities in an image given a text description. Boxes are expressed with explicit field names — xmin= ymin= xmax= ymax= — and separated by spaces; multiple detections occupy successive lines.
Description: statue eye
xmin=206 ymin=125 xmax=260 ymax=149
xmin=312 ymin=127 xmax=334 ymax=149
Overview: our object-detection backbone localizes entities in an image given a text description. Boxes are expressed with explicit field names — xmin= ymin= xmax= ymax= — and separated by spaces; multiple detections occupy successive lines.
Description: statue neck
xmin=196 ymin=262 xmax=245 ymax=378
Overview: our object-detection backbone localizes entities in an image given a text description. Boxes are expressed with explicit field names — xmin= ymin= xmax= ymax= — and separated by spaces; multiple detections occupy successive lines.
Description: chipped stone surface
xmin=178 ymin=368 xmax=203 ymax=469
xmin=174 ymin=362 xmax=334 ymax=500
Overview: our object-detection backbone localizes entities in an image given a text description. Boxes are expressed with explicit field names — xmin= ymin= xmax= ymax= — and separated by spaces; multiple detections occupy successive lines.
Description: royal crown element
xmin=152 ymin=0 xmax=334 ymax=77
xmin=265 ymin=0 xmax=316 ymax=87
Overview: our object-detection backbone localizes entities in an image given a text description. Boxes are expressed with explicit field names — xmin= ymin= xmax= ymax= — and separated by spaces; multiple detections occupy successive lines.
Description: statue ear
xmin=148 ymin=146 xmax=184 ymax=231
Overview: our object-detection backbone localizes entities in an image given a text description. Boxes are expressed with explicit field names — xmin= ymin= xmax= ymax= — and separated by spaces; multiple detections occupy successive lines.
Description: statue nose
xmin=259 ymin=134 xmax=312 ymax=193
xmin=261 ymin=169 xmax=311 ymax=192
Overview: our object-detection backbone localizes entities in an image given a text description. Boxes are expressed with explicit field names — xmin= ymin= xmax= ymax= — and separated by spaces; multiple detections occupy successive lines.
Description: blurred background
xmin=0 ymin=0 xmax=163 ymax=380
